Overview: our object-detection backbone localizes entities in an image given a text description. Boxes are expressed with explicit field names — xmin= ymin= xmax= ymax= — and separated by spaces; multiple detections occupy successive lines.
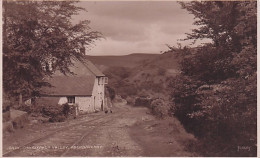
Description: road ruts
xmin=3 ymin=105 xmax=130 ymax=157
xmin=62 ymin=105 xmax=144 ymax=157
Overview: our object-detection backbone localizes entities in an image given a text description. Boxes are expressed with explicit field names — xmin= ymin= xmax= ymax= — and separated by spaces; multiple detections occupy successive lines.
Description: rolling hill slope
xmin=87 ymin=51 xmax=180 ymax=100
xmin=86 ymin=53 xmax=159 ymax=70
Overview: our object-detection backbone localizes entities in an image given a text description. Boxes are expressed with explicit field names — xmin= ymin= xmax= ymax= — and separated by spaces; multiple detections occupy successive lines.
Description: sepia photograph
xmin=2 ymin=0 xmax=257 ymax=157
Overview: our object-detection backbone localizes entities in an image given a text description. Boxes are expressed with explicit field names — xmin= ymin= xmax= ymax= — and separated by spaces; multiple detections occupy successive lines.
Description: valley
xmin=88 ymin=51 xmax=180 ymax=109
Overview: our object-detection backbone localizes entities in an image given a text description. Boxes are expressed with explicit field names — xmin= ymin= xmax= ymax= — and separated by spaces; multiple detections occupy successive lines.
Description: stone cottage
xmin=39 ymin=59 xmax=108 ymax=114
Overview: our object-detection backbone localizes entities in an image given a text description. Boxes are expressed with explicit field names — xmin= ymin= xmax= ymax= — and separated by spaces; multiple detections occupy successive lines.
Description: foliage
xmin=3 ymin=92 xmax=13 ymax=112
xmin=16 ymin=102 xmax=71 ymax=123
xmin=157 ymin=67 xmax=166 ymax=76
xmin=150 ymin=98 xmax=170 ymax=119
xmin=125 ymin=96 xmax=135 ymax=105
xmin=179 ymin=1 xmax=242 ymax=50
xmin=106 ymin=86 xmax=116 ymax=100
xmin=134 ymin=97 xmax=151 ymax=107
xmin=169 ymin=75 xmax=204 ymax=135
xmin=41 ymin=104 xmax=63 ymax=118
xmin=3 ymin=1 xmax=101 ymax=100
xmin=104 ymin=66 xmax=132 ymax=80
xmin=116 ymin=81 xmax=138 ymax=99
xmin=49 ymin=115 xmax=66 ymax=123
xmin=62 ymin=103 xmax=70 ymax=117
xmin=170 ymin=1 xmax=257 ymax=156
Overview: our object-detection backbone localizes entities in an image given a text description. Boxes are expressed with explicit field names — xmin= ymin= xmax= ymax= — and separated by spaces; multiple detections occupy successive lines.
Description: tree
xmin=170 ymin=1 xmax=257 ymax=156
xmin=3 ymin=1 xmax=101 ymax=100
xmin=179 ymin=1 xmax=242 ymax=50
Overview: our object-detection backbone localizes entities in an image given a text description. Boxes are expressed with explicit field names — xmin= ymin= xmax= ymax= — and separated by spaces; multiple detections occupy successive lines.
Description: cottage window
xmin=98 ymin=78 xmax=102 ymax=85
xmin=104 ymin=77 xmax=108 ymax=84
xmin=67 ymin=96 xmax=75 ymax=104
xmin=98 ymin=77 xmax=108 ymax=85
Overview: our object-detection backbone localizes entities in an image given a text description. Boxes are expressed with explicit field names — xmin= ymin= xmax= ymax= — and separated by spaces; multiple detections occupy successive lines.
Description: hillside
xmin=86 ymin=53 xmax=159 ymax=70
xmin=129 ymin=51 xmax=180 ymax=82
xmin=122 ymin=51 xmax=180 ymax=99
xmin=89 ymin=51 xmax=180 ymax=101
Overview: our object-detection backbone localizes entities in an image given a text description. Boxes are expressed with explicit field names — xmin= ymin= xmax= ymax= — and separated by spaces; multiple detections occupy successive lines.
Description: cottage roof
xmin=54 ymin=59 xmax=105 ymax=77
xmin=41 ymin=58 xmax=105 ymax=96
xmin=82 ymin=60 xmax=105 ymax=77
xmin=42 ymin=76 xmax=95 ymax=96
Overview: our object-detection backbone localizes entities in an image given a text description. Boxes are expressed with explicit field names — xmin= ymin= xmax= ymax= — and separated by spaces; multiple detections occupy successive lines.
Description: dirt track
xmin=3 ymin=102 xmax=197 ymax=157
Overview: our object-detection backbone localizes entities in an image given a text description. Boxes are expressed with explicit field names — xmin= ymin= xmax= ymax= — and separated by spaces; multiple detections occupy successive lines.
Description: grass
xmin=129 ymin=116 xmax=199 ymax=157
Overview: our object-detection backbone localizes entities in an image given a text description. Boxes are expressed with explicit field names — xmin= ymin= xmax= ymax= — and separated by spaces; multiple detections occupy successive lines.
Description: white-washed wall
xmin=58 ymin=97 xmax=68 ymax=105
xmin=91 ymin=77 xmax=105 ymax=111
xmin=76 ymin=97 xmax=93 ymax=113
xmin=53 ymin=77 xmax=106 ymax=113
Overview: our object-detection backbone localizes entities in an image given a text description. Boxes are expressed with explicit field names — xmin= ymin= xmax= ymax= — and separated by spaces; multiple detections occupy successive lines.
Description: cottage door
xmin=101 ymin=100 xmax=103 ymax=111
xmin=94 ymin=96 xmax=96 ymax=110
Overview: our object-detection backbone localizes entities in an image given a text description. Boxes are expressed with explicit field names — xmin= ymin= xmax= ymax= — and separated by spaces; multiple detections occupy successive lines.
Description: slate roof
xmin=42 ymin=76 xmax=95 ymax=96
xmin=41 ymin=58 xmax=105 ymax=96
xmin=54 ymin=59 xmax=105 ymax=77
xmin=82 ymin=60 xmax=105 ymax=77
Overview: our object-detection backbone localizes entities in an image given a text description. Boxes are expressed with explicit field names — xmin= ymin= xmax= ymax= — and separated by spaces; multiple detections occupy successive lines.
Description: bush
xmin=134 ymin=97 xmax=151 ymax=107
xmin=150 ymin=98 xmax=170 ymax=118
xmin=16 ymin=103 xmax=34 ymax=114
xmin=39 ymin=103 xmax=71 ymax=122
xmin=157 ymin=67 xmax=166 ymax=76
xmin=41 ymin=104 xmax=63 ymax=117
xmin=106 ymin=86 xmax=116 ymax=100
xmin=62 ymin=103 xmax=70 ymax=117
xmin=126 ymin=96 xmax=135 ymax=105
xmin=3 ymin=92 xmax=12 ymax=112
xmin=151 ymin=83 xmax=164 ymax=93
xmin=119 ymin=86 xmax=138 ymax=99
xmin=49 ymin=115 xmax=66 ymax=122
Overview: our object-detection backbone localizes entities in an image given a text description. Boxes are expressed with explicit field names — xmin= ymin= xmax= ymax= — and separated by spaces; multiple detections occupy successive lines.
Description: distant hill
xmin=126 ymin=51 xmax=180 ymax=93
xmin=86 ymin=53 xmax=159 ymax=70
xmin=130 ymin=51 xmax=180 ymax=77
xmin=88 ymin=52 xmax=180 ymax=100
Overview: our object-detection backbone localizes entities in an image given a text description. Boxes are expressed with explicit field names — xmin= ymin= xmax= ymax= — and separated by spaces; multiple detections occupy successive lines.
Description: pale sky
xmin=73 ymin=1 xmax=199 ymax=56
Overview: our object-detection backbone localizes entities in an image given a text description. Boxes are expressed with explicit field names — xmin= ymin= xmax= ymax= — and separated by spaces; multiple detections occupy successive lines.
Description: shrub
xmin=134 ymin=97 xmax=151 ymax=107
xmin=150 ymin=98 xmax=170 ymax=119
xmin=151 ymin=83 xmax=164 ymax=93
xmin=49 ymin=115 xmax=66 ymax=122
xmin=62 ymin=103 xmax=70 ymax=117
xmin=126 ymin=96 xmax=135 ymax=105
xmin=40 ymin=104 xmax=71 ymax=122
xmin=3 ymin=92 xmax=12 ymax=112
xmin=106 ymin=86 xmax=116 ymax=100
xmin=41 ymin=104 xmax=63 ymax=117
xmin=16 ymin=103 xmax=34 ymax=114
xmin=157 ymin=67 xmax=166 ymax=76
xmin=119 ymin=85 xmax=138 ymax=98
xmin=40 ymin=104 xmax=71 ymax=123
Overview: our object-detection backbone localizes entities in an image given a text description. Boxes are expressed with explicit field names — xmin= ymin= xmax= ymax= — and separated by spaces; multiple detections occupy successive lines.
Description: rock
xmin=30 ymin=120 xmax=38 ymax=124
xmin=3 ymin=111 xmax=11 ymax=122
xmin=3 ymin=121 xmax=14 ymax=133
xmin=10 ymin=109 xmax=29 ymax=129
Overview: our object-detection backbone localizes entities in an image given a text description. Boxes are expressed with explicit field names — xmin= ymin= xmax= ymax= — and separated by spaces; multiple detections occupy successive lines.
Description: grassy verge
xmin=129 ymin=116 xmax=199 ymax=157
